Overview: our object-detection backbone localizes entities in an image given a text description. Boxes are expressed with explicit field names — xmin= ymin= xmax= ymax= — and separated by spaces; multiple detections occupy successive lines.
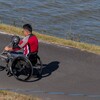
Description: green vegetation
xmin=0 ymin=23 xmax=100 ymax=55
xmin=0 ymin=90 xmax=40 ymax=100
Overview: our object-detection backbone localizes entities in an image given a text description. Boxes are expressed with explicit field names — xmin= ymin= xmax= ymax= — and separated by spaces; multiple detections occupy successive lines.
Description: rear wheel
xmin=11 ymin=57 xmax=33 ymax=81
xmin=33 ymin=55 xmax=43 ymax=77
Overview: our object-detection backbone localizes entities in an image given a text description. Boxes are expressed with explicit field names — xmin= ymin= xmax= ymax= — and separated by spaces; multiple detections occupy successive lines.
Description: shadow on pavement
xmin=26 ymin=61 xmax=60 ymax=82
xmin=42 ymin=61 xmax=60 ymax=77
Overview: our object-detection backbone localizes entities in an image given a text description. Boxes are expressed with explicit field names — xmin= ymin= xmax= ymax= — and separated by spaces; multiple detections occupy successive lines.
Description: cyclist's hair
xmin=23 ymin=24 xmax=32 ymax=33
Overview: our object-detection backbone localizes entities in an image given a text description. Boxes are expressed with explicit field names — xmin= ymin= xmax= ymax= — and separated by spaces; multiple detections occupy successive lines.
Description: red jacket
xmin=13 ymin=34 xmax=38 ymax=56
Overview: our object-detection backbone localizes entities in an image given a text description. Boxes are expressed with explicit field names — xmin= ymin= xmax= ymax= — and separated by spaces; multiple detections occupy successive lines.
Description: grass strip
xmin=0 ymin=23 xmax=100 ymax=55
xmin=0 ymin=90 xmax=40 ymax=100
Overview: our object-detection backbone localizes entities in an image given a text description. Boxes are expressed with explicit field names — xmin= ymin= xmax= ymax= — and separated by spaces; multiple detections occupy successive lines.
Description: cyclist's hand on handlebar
xmin=4 ymin=46 xmax=13 ymax=51
xmin=4 ymin=46 xmax=9 ymax=51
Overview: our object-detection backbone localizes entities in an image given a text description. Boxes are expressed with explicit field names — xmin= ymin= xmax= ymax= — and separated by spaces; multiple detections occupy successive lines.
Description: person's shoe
xmin=7 ymin=71 xmax=13 ymax=77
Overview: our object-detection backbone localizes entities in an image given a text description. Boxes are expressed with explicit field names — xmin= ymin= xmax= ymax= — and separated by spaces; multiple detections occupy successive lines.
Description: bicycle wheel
xmin=11 ymin=56 xmax=33 ymax=81
xmin=33 ymin=55 xmax=43 ymax=77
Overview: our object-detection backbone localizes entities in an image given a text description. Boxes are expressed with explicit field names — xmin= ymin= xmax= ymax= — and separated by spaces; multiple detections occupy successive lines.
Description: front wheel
xmin=11 ymin=56 xmax=33 ymax=81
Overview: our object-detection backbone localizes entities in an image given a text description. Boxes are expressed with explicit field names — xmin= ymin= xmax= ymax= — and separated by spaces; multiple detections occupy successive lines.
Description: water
xmin=0 ymin=0 xmax=100 ymax=45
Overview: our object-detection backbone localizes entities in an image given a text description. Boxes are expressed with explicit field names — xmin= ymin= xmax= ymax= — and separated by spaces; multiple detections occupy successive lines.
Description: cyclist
xmin=5 ymin=24 xmax=38 ymax=54
xmin=4 ymin=24 xmax=39 ymax=65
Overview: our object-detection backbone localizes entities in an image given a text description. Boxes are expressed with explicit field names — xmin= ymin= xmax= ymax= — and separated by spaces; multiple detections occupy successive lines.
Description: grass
xmin=0 ymin=23 xmax=100 ymax=55
xmin=0 ymin=90 xmax=40 ymax=100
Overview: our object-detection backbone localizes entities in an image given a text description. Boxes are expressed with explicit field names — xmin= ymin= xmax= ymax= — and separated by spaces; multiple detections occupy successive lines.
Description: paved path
xmin=0 ymin=33 xmax=100 ymax=100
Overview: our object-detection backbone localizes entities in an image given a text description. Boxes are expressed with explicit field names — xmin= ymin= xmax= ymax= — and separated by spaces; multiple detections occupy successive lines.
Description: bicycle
xmin=0 ymin=36 xmax=43 ymax=81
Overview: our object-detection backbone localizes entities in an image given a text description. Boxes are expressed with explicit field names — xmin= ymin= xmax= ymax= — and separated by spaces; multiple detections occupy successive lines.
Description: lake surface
xmin=0 ymin=0 xmax=100 ymax=45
